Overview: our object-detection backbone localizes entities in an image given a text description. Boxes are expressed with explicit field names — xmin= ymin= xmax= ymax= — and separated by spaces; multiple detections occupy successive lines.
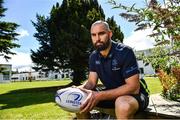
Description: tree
xmin=0 ymin=65 xmax=6 ymax=74
xmin=108 ymin=0 xmax=180 ymax=101
xmin=106 ymin=16 xmax=124 ymax=43
xmin=31 ymin=15 xmax=55 ymax=71
xmin=31 ymin=0 xmax=124 ymax=85
xmin=0 ymin=0 xmax=20 ymax=60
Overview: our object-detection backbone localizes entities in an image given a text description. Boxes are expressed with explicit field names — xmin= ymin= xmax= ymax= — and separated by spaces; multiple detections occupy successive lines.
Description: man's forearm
xmin=80 ymin=81 xmax=96 ymax=90
xmin=97 ymin=74 xmax=140 ymax=101
xmin=97 ymin=83 xmax=139 ymax=101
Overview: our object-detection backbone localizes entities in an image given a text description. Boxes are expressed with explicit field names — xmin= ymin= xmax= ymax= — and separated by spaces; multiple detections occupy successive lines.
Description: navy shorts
xmin=95 ymin=88 xmax=149 ymax=111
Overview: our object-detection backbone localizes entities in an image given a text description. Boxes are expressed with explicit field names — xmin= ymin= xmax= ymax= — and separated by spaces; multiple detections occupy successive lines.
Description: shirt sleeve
xmin=122 ymin=48 xmax=140 ymax=79
xmin=89 ymin=53 xmax=96 ymax=72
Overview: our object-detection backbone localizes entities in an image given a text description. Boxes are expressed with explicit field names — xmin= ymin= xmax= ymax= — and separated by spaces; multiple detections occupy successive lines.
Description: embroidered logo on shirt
xmin=112 ymin=59 xmax=120 ymax=70
xmin=95 ymin=60 xmax=100 ymax=65
xmin=112 ymin=67 xmax=121 ymax=71
xmin=112 ymin=59 xmax=118 ymax=66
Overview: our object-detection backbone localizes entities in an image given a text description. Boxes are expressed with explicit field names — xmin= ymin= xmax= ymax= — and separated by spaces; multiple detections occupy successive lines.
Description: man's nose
xmin=95 ymin=35 xmax=100 ymax=42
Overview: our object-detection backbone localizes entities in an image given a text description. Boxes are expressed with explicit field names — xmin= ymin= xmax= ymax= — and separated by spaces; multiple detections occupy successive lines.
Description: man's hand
xmin=79 ymin=88 xmax=100 ymax=113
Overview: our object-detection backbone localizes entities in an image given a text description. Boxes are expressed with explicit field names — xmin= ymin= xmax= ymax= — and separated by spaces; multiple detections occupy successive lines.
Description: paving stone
xmin=148 ymin=94 xmax=180 ymax=118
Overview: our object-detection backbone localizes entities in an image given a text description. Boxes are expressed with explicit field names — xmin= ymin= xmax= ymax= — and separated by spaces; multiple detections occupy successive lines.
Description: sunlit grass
xmin=0 ymin=80 xmax=74 ymax=119
xmin=144 ymin=77 xmax=163 ymax=94
xmin=0 ymin=77 xmax=162 ymax=119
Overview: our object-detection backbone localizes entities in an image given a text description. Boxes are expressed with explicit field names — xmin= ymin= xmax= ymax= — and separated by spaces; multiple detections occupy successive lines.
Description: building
xmin=0 ymin=64 xmax=12 ymax=83
xmin=138 ymin=60 xmax=155 ymax=76
xmin=11 ymin=69 xmax=72 ymax=81
xmin=135 ymin=49 xmax=155 ymax=76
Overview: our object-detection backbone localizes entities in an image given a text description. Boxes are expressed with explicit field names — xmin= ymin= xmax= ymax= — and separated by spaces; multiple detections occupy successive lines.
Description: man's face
xmin=91 ymin=24 xmax=112 ymax=51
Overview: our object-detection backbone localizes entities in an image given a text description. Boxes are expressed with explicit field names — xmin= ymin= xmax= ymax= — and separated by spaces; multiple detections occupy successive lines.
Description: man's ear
xmin=109 ymin=31 xmax=113 ymax=38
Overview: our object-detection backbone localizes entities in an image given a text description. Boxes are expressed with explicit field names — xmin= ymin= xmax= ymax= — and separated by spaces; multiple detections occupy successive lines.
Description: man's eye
xmin=99 ymin=32 xmax=106 ymax=35
xmin=91 ymin=34 xmax=96 ymax=36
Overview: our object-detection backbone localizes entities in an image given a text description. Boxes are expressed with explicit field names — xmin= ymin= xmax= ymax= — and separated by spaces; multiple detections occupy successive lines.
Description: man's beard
xmin=94 ymin=39 xmax=110 ymax=51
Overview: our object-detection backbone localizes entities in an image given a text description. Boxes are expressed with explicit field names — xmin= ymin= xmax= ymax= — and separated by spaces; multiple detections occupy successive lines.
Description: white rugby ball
xmin=55 ymin=87 xmax=87 ymax=112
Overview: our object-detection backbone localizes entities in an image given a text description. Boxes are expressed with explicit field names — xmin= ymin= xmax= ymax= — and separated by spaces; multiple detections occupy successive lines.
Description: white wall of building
xmin=138 ymin=60 xmax=155 ymax=75
xmin=0 ymin=74 xmax=3 ymax=81
xmin=11 ymin=69 xmax=72 ymax=81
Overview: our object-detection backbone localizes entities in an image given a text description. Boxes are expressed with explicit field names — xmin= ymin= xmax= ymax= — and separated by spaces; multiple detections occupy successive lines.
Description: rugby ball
xmin=55 ymin=87 xmax=87 ymax=112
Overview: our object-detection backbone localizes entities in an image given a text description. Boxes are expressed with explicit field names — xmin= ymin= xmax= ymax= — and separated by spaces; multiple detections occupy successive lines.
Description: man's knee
xmin=115 ymin=96 xmax=133 ymax=112
xmin=115 ymin=96 xmax=139 ymax=117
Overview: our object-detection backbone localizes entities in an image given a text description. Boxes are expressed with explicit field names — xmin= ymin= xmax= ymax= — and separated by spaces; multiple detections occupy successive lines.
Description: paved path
xmin=148 ymin=94 xmax=180 ymax=118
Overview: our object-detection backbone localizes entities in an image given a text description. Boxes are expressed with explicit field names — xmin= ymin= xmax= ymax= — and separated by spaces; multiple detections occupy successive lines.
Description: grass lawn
xmin=144 ymin=77 xmax=163 ymax=94
xmin=0 ymin=80 xmax=75 ymax=119
xmin=0 ymin=77 xmax=162 ymax=119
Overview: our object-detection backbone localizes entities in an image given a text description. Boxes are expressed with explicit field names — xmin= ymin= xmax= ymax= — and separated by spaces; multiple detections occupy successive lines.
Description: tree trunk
xmin=72 ymin=69 xmax=87 ymax=85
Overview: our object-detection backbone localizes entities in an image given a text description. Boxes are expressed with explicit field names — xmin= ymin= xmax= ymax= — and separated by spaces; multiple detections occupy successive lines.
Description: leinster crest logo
xmin=66 ymin=92 xmax=83 ymax=106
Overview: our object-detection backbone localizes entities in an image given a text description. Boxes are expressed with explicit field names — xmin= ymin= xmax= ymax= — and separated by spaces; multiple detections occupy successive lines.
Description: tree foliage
xmin=106 ymin=16 xmax=124 ymax=42
xmin=108 ymin=0 xmax=180 ymax=71
xmin=108 ymin=0 xmax=180 ymax=101
xmin=31 ymin=0 xmax=124 ymax=85
xmin=0 ymin=65 xmax=6 ymax=73
xmin=0 ymin=0 xmax=20 ymax=60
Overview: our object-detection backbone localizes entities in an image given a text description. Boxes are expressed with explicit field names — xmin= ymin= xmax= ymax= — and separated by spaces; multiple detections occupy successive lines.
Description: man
xmin=77 ymin=20 xmax=149 ymax=119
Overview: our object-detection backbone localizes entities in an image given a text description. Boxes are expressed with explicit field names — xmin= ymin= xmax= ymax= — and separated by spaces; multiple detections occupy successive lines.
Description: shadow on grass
xmin=0 ymin=82 xmax=74 ymax=110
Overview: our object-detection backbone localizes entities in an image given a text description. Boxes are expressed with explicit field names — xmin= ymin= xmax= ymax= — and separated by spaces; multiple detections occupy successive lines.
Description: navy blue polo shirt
xmin=89 ymin=41 xmax=140 ymax=89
